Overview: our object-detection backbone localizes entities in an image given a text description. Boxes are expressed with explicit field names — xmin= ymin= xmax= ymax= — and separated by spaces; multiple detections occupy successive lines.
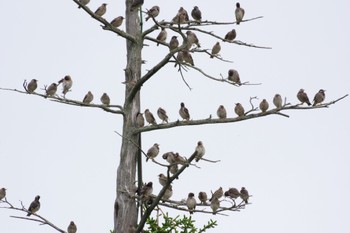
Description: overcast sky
xmin=1 ymin=0 xmax=350 ymax=233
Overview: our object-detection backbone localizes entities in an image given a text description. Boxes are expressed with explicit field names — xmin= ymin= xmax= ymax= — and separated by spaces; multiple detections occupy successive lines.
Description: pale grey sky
xmin=1 ymin=0 xmax=349 ymax=233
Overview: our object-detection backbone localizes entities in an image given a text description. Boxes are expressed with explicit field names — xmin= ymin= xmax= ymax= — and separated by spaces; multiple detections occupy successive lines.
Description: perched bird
xmin=175 ymin=51 xmax=184 ymax=67
xmin=162 ymin=152 xmax=176 ymax=164
xmin=186 ymin=30 xmax=200 ymax=48
xmin=162 ymin=186 xmax=173 ymax=201
xmin=259 ymin=99 xmax=269 ymax=113
xmin=169 ymin=163 xmax=179 ymax=175
xmin=174 ymin=152 xmax=187 ymax=165
xmin=234 ymin=103 xmax=245 ymax=117
xmin=273 ymin=94 xmax=283 ymax=109
xmin=179 ymin=102 xmax=190 ymax=121
xmin=191 ymin=6 xmax=202 ymax=23
xmin=313 ymin=89 xmax=326 ymax=106
xmin=210 ymin=197 xmax=220 ymax=214
xmin=136 ymin=112 xmax=145 ymax=127
xmin=210 ymin=187 xmax=223 ymax=201
xmin=297 ymin=89 xmax=311 ymax=106
xmin=146 ymin=6 xmax=160 ymax=21
xmin=182 ymin=50 xmax=194 ymax=66
xmin=58 ymin=75 xmax=73 ymax=96
xmin=100 ymin=93 xmax=110 ymax=106
xmin=186 ymin=193 xmax=196 ymax=214
xmin=78 ymin=0 xmax=90 ymax=8
xmin=27 ymin=79 xmax=38 ymax=94
xmin=130 ymin=0 xmax=144 ymax=11
xmin=224 ymin=29 xmax=237 ymax=41
xmin=144 ymin=109 xmax=157 ymax=125
xmin=83 ymin=91 xmax=94 ymax=104
xmin=224 ymin=188 xmax=240 ymax=199
xmin=198 ymin=191 xmax=208 ymax=204
xmin=169 ymin=36 xmax=179 ymax=50
xmin=210 ymin=42 xmax=221 ymax=58
xmin=156 ymin=28 xmax=167 ymax=46
xmin=235 ymin=2 xmax=245 ymax=25
xmin=27 ymin=195 xmax=40 ymax=216
xmin=157 ymin=107 xmax=169 ymax=123
xmin=240 ymin=187 xmax=249 ymax=204
xmin=158 ymin=173 xmax=168 ymax=186
xmin=172 ymin=7 xmax=189 ymax=24
xmin=146 ymin=143 xmax=160 ymax=162
xmin=228 ymin=69 xmax=241 ymax=85
xmin=217 ymin=105 xmax=227 ymax=119
xmin=140 ymin=182 xmax=153 ymax=202
xmin=95 ymin=3 xmax=107 ymax=17
xmin=0 ymin=188 xmax=6 ymax=200
xmin=46 ymin=83 xmax=58 ymax=97
xmin=178 ymin=7 xmax=189 ymax=21
xmin=195 ymin=141 xmax=205 ymax=162
xmin=67 ymin=221 xmax=77 ymax=233
xmin=110 ymin=16 xmax=124 ymax=28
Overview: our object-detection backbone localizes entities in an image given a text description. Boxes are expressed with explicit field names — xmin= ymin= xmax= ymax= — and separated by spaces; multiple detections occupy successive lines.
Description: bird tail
xmin=210 ymin=55 xmax=214 ymax=58
xmin=27 ymin=213 xmax=31 ymax=217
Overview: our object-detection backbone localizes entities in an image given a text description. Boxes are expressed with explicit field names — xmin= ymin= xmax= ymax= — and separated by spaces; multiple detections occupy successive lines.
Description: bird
xmin=136 ymin=112 xmax=145 ymax=127
xmin=182 ymin=50 xmax=194 ymax=66
xmin=169 ymin=36 xmax=179 ymax=51
xmin=95 ymin=3 xmax=107 ymax=17
xmin=227 ymin=69 xmax=241 ymax=85
xmin=162 ymin=186 xmax=173 ymax=201
xmin=169 ymin=164 xmax=179 ymax=175
xmin=210 ymin=42 xmax=221 ymax=58
xmin=67 ymin=221 xmax=77 ymax=233
xmin=234 ymin=103 xmax=245 ymax=117
xmin=144 ymin=109 xmax=157 ymax=125
xmin=78 ymin=0 xmax=90 ymax=8
xmin=146 ymin=143 xmax=160 ymax=161
xmin=175 ymin=51 xmax=184 ymax=67
xmin=140 ymin=182 xmax=153 ymax=202
xmin=198 ymin=191 xmax=208 ymax=204
xmin=158 ymin=173 xmax=168 ymax=186
xmin=217 ymin=105 xmax=227 ymax=119
xmin=156 ymin=28 xmax=167 ymax=46
xmin=130 ymin=0 xmax=144 ymax=11
xmin=146 ymin=6 xmax=160 ymax=21
xmin=27 ymin=79 xmax=38 ymax=93
xmin=259 ymin=99 xmax=269 ymax=113
xmin=297 ymin=89 xmax=311 ymax=106
xmin=46 ymin=83 xmax=58 ymax=97
xmin=273 ymin=94 xmax=283 ymax=109
xmin=240 ymin=187 xmax=249 ymax=204
xmin=100 ymin=93 xmax=110 ymax=106
xmin=224 ymin=29 xmax=237 ymax=41
xmin=186 ymin=192 xmax=196 ymax=214
xmin=209 ymin=187 xmax=223 ymax=201
xmin=191 ymin=6 xmax=202 ymax=23
xmin=157 ymin=107 xmax=169 ymax=123
xmin=179 ymin=102 xmax=190 ymax=121
xmin=224 ymin=188 xmax=240 ymax=199
xmin=186 ymin=30 xmax=200 ymax=48
xmin=110 ymin=16 xmax=124 ymax=28
xmin=313 ymin=89 xmax=326 ymax=106
xmin=172 ymin=7 xmax=189 ymax=24
xmin=210 ymin=197 xmax=220 ymax=214
xmin=174 ymin=152 xmax=187 ymax=165
xmin=0 ymin=188 xmax=6 ymax=200
xmin=235 ymin=2 xmax=245 ymax=25
xmin=58 ymin=75 xmax=73 ymax=97
xmin=195 ymin=141 xmax=205 ymax=162
xmin=27 ymin=195 xmax=40 ymax=216
xmin=162 ymin=152 xmax=176 ymax=164
xmin=83 ymin=91 xmax=94 ymax=104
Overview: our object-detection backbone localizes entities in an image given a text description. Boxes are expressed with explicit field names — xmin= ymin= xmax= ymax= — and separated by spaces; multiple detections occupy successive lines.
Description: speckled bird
xmin=144 ymin=109 xmax=157 ymax=125
xmin=146 ymin=6 xmax=160 ymax=21
xmin=157 ymin=107 xmax=169 ymax=123
xmin=146 ymin=143 xmax=160 ymax=162
xmin=156 ymin=28 xmax=167 ymax=46
xmin=27 ymin=195 xmax=40 ymax=216
xmin=209 ymin=187 xmax=223 ymax=201
xmin=186 ymin=30 xmax=200 ymax=48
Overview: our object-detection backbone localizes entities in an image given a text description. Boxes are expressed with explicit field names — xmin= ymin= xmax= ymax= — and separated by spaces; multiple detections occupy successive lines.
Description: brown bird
xmin=172 ymin=7 xmax=189 ymax=24
xmin=46 ymin=83 xmax=58 ymax=97
xmin=144 ymin=109 xmax=157 ymax=125
xmin=27 ymin=79 xmax=38 ymax=94
xmin=157 ymin=107 xmax=169 ymax=123
xmin=162 ymin=152 xmax=176 ymax=164
xmin=158 ymin=173 xmax=168 ymax=186
xmin=58 ymin=75 xmax=73 ymax=96
xmin=224 ymin=188 xmax=240 ymax=199
xmin=169 ymin=163 xmax=179 ymax=175
xmin=78 ymin=0 xmax=90 ymax=8
xmin=217 ymin=105 xmax=227 ymax=119
xmin=146 ymin=143 xmax=160 ymax=162
xmin=313 ymin=89 xmax=326 ymax=106
xmin=179 ymin=102 xmax=190 ymax=120
xmin=235 ymin=2 xmax=245 ymax=25
xmin=0 ymin=188 xmax=6 ymax=200
xmin=224 ymin=29 xmax=237 ymax=41
xmin=67 ymin=221 xmax=77 ymax=233
xmin=210 ymin=197 xmax=220 ymax=214
xmin=210 ymin=42 xmax=221 ymax=58
xmin=175 ymin=50 xmax=184 ymax=67
xmin=169 ymin=36 xmax=179 ymax=51
xmin=146 ymin=6 xmax=160 ymax=21
xmin=186 ymin=192 xmax=196 ymax=214
xmin=182 ymin=50 xmax=194 ymax=66
xmin=273 ymin=94 xmax=283 ymax=109
xmin=140 ymin=182 xmax=153 ymax=202
xmin=110 ymin=16 xmax=124 ymax=28
xmin=156 ymin=28 xmax=167 ymax=46
xmin=234 ymin=103 xmax=245 ymax=117
xmin=191 ymin=6 xmax=202 ymax=23
xmin=198 ymin=191 xmax=208 ymax=204
xmin=210 ymin=187 xmax=223 ymax=201
xmin=195 ymin=141 xmax=205 ymax=162
xmin=228 ymin=69 xmax=241 ymax=85
xmin=27 ymin=195 xmax=40 ymax=216
xmin=163 ymin=185 xmax=173 ymax=201
xmin=83 ymin=91 xmax=94 ymax=104
xmin=297 ymin=89 xmax=311 ymax=106
xmin=259 ymin=99 xmax=269 ymax=113
xmin=186 ymin=30 xmax=200 ymax=48
xmin=130 ymin=0 xmax=144 ymax=11
xmin=136 ymin=112 xmax=145 ymax=127
xmin=240 ymin=187 xmax=249 ymax=204
xmin=174 ymin=152 xmax=187 ymax=165
xmin=95 ymin=3 xmax=107 ymax=17
xmin=100 ymin=93 xmax=110 ymax=106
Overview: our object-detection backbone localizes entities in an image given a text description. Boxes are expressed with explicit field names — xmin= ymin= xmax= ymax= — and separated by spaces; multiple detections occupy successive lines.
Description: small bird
xmin=140 ymin=182 xmax=153 ymax=202
xmin=83 ymin=91 xmax=94 ymax=104
xmin=169 ymin=36 xmax=179 ymax=51
xmin=297 ymin=89 xmax=311 ymax=106
xmin=158 ymin=173 xmax=168 ymax=186
xmin=224 ymin=188 xmax=240 ymax=199
xmin=224 ymin=29 xmax=237 ymax=41
xmin=67 ymin=221 xmax=77 ymax=233
xmin=273 ymin=94 xmax=283 ymax=109
xmin=136 ymin=112 xmax=145 ymax=127
xmin=130 ymin=0 xmax=144 ymax=11
xmin=195 ymin=141 xmax=205 ymax=162
xmin=234 ymin=103 xmax=245 ymax=117
xmin=240 ymin=187 xmax=249 ymax=204
xmin=259 ymin=99 xmax=269 ymax=113
xmin=175 ymin=51 xmax=184 ymax=67
xmin=0 ymin=188 xmax=6 ymax=200
xmin=217 ymin=105 xmax=227 ymax=119
xmin=198 ymin=191 xmax=208 ymax=204
xmin=156 ymin=28 xmax=167 ymax=46
xmin=210 ymin=197 xmax=220 ymax=214
xmin=95 ymin=3 xmax=107 ymax=17
xmin=210 ymin=187 xmax=223 ymax=201
xmin=182 ymin=50 xmax=194 ymax=66
xmin=78 ymin=0 xmax=90 ymax=8
xmin=27 ymin=195 xmax=40 ymax=216
xmin=313 ymin=89 xmax=326 ymax=106
xmin=174 ymin=152 xmax=187 ymax=165
xmin=179 ymin=102 xmax=190 ymax=121
xmin=186 ymin=31 xmax=200 ymax=48
xmin=110 ymin=16 xmax=124 ymax=28
xmin=169 ymin=164 xmax=179 ymax=175
xmin=100 ymin=93 xmax=110 ymax=106
xmin=27 ymin=79 xmax=38 ymax=93
xmin=58 ymin=75 xmax=73 ymax=97
xmin=228 ymin=69 xmax=241 ymax=85
xmin=46 ymin=83 xmax=58 ymax=97
xmin=157 ymin=107 xmax=169 ymax=123
xmin=162 ymin=152 xmax=176 ymax=164
xmin=144 ymin=109 xmax=157 ymax=125
xmin=172 ymin=12 xmax=187 ymax=25
xmin=191 ymin=6 xmax=202 ymax=23
xmin=235 ymin=2 xmax=245 ymax=25
xmin=210 ymin=42 xmax=221 ymax=58
xmin=186 ymin=192 xmax=196 ymax=214
xmin=146 ymin=143 xmax=160 ymax=162
xmin=163 ymin=186 xmax=173 ymax=201
xmin=178 ymin=7 xmax=189 ymax=21
xmin=146 ymin=6 xmax=160 ymax=21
